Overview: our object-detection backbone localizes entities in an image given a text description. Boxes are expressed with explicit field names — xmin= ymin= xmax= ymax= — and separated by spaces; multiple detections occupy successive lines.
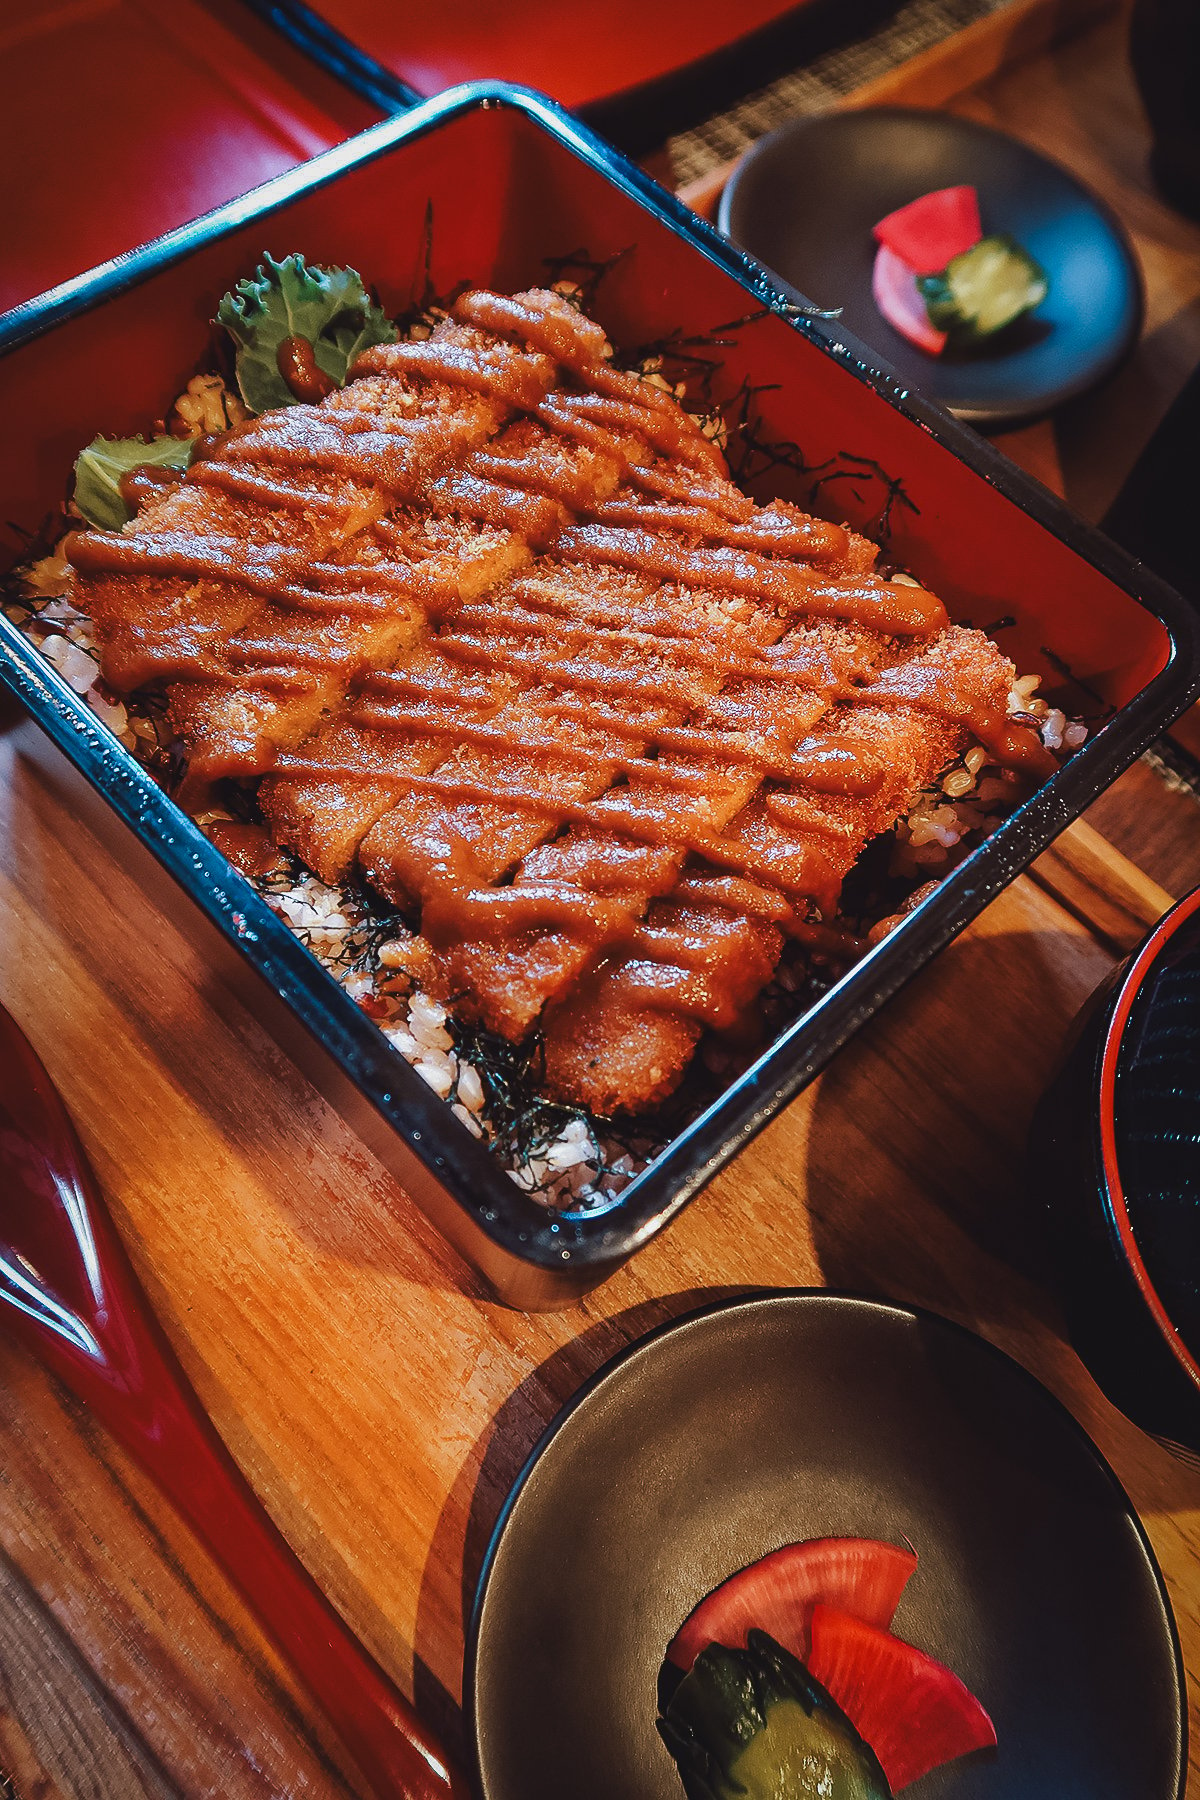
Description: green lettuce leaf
xmin=216 ymin=252 xmax=398 ymax=414
xmin=73 ymin=434 xmax=195 ymax=530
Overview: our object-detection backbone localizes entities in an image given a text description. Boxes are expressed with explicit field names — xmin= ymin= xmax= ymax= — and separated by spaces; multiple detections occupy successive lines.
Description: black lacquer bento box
xmin=1 ymin=84 xmax=1197 ymax=1308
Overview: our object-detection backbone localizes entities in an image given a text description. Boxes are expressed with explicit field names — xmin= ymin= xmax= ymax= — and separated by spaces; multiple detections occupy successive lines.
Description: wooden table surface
xmin=3 ymin=5 xmax=1200 ymax=1798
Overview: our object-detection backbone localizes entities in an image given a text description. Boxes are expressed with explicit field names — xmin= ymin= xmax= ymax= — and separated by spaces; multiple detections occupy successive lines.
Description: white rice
xmin=888 ymin=673 xmax=1087 ymax=890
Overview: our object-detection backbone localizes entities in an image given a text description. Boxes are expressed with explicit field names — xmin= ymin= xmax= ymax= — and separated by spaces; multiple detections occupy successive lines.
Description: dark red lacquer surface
xmin=1098 ymin=885 xmax=1200 ymax=1390
xmin=270 ymin=0 xmax=810 ymax=109
xmin=0 ymin=1002 xmax=467 ymax=1800
xmin=0 ymin=0 xmax=378 ymax=312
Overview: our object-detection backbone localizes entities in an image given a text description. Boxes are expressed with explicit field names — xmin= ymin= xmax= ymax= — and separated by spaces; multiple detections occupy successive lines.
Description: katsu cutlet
xmin=67 ymin=283 xmax=1048 ymax=1118
xmin=540 ymin=624 xmax=1019 ymax=1114
xmin=66 ymin=297 xmax=578 ymax=782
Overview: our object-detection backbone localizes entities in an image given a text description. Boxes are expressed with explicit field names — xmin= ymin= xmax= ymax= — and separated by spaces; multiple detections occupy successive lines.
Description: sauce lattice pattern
xmin=66 ymin=287 xmax=1048 ymax=1114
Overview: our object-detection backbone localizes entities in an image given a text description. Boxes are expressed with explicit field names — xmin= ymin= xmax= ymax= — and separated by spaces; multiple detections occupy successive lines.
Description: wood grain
xmin=1031 ymin=816 xmax=1174 ymax=950
xmin=941 ymin=4 xmax=1200 ymax=881
xmin=951 ymin=6 xmax=1200 ymax=522
xmin=3 ymin=662 xmax=1200 ymax=1798
xmin=840 ymin=0 xmax=1122 ymax=113
xmin=3 ymin=5 xmax=1200 ymax=1795
xmin=676 ymin=0 xmax=1200 ymax=529
xmin=0 ymin=1548 xmax=179 ymax=1800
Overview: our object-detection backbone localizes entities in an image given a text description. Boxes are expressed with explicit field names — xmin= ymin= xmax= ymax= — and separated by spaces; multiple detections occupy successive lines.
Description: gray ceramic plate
xmin=718 ymin=108 xmax=1142 ymax=426
xmin=467 ymin=1292 xmax=1183 ymax=1799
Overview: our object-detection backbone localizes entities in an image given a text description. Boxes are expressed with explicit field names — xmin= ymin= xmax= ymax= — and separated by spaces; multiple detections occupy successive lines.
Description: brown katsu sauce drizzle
xmin=552 ymin=526 xmax=947 ymax=635
xmin=427 ymin=471 xmax=570 ymax=544
xmin=588 ymin=496 xmax=850 ymax=564
xmin=617 ymin=962 xmax=745 ymax=1030
xmin=187 ymin=460 xmax=352 ymax=515
xmin=277 ymin=336 xmax=336 ymax=403
xmin=205 ymin=819 xmax=289 ymax=878
xmin=67 ymin=286 xmax=1046 ymax=1051
xmin=270 ymin=755 xmax=859 ymax=921
xmin=437 ymin=613 xmax=844 ymax=690
xmin=116 ymin=463 xmax=187 ymax=511
xmin=351 ymin=337 xmax=556 ymax=411
xmin=344 ymin=695 xmax=878 ymax=793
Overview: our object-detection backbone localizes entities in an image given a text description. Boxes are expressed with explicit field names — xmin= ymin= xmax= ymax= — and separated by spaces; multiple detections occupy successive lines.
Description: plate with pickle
xmin=467 ymin=1292 xmax=1182 ymax=1799
xmin=718 ymin=108 xmax=1142 ymax=426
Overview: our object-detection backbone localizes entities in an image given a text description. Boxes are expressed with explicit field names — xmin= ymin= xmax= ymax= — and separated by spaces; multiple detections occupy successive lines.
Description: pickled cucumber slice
xmin=658 ymin=1630 xmax=891 ymax=1800
xmin=918 ymin=234 xmax=1048 ymax=345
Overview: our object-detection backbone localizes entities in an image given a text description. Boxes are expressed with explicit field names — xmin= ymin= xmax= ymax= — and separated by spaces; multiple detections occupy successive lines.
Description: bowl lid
xmin=1102 ymin=885 xmax=1200 ymax=1382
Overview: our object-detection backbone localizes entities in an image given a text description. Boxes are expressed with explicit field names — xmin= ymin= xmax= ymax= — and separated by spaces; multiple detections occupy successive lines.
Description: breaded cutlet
xmin=540 ymin=625 xmax=1019 ymax=1113
xmin=66 ymin=282 xmax=1048 ymax=1120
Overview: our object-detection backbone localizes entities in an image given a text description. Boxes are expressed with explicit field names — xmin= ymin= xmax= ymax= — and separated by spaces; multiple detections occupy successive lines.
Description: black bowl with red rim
xmin=1032 ymin=885 xmax=1200 ymax=1457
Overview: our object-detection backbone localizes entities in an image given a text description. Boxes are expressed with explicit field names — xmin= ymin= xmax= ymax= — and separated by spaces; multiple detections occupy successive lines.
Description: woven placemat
xmin=668 ymin=0 xmax=1017 ymax=185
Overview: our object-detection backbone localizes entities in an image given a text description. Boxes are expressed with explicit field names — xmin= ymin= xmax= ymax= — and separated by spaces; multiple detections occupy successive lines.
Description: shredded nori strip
xmin=1039 ymin=643 xmax=1115 ymax=721
xmin=447 ymin=1016 xmax=607 ymax=1179
xmin=542 ymin=245 xmax=633 ymax=306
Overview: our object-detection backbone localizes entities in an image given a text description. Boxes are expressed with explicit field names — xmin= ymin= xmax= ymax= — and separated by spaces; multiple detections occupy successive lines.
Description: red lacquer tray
xmin=0 ymin=0 xmax=377 ymax=312
xmin=240 ymin=0 xmax=815 ymax=112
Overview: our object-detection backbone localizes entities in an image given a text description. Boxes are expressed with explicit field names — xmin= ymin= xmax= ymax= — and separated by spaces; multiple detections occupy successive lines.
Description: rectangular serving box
xmin=2 ymin=83 xmax=1197 ymax=1308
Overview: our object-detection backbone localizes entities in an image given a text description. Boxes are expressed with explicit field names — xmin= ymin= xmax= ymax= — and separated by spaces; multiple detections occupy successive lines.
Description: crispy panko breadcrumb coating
xmin=67 ymin=286 xmax=1048 ymax=1115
